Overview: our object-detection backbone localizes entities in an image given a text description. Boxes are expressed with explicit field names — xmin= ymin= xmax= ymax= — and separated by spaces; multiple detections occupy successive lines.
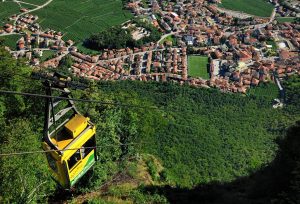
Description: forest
xmin=84 ymin=19 xmax=162 ymax=50
xmin=0 ymin=45 xmax=299 ymax=203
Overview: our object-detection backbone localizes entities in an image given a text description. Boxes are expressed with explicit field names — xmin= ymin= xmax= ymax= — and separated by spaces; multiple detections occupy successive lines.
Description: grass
xmin=188 ymin=55 xmax=209 ymax=79
xmin=141 ymin=0 xmax=149 ymax=8
xmin=248 ymin=82 xmax=279 ymax=100
xmin=21 ymin=0 xmax=49 ymax=5
xmin=0 ymin=34 xmax=21 ymax=50
xmin=40 ymin=50 xmax=56 ymax=62
xmin=32 ymin=0 xmax=133 ymax=42
xmin=160 ymin=35 xmax=177 ymax=46
xmin=219 ymin=0 xmax=274 ymax=17
xmin=276 ymin=17 xmax=297 ymax=23
xmin=266 ymin=40 xmax=278 ymax=52
xmin=76 ymin=42 xmax=101 ymax=55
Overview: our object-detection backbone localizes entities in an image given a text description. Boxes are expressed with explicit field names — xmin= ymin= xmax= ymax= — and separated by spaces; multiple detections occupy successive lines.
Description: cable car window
xmin=81 ymin=136 xmax=95 ymax=158
xmin=67 ymin=150 xmax=81 ymax=170
xmin=46 ymin=153 xmax=58 ymax=173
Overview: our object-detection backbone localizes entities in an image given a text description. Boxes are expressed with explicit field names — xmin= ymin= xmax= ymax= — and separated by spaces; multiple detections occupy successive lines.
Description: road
xmin=0 ymin=0 xmax=53 ymax=38
xmin=0 ymin=32 xmax=19 ymax=37
xmin=157 ymin=31 xmax=179 ymax=44
xmin=13 ymin=0 xmax=53 ymax=26
xmin=13 ymin=0 xmax=39 ymax=7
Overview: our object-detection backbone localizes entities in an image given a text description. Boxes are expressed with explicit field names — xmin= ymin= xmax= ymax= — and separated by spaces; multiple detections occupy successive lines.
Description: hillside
xmin=0 ymin=46 xmax=299 ymax=203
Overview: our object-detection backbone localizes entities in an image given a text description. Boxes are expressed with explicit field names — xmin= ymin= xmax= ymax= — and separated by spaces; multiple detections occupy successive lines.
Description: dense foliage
xmin=84 ymin=26 xmax=133 ymax=50
xmin=97 ymin=81 xmax=295 ymax=188
xmin=0 ymin=47 xmax=56 ymax=203
xmin=284 ymin=75 xmax=300 ymax=115
xmin=84 ymin=20 xmax=162 ymax=50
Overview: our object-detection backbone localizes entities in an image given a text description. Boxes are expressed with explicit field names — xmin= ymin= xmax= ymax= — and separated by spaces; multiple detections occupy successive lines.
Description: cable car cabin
xmin=42 ymin=84 xmax=97 ymax=189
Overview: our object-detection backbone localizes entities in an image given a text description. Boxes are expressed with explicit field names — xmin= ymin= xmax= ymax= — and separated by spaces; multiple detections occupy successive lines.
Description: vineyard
xmin=32 ymin=0 xmax=133 ymax=42
xmin=0 ymin=34 xmax=21 ymax=50
xmin=219 ymin=0 xmax=274 ymax=17
xmin=0 ymin=1 xmax=20 ymax=26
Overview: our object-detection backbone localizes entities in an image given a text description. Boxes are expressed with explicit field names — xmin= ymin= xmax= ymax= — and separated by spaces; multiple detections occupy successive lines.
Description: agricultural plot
xmin=22 ymin=0 xmax=49 ymax=6
xmin=0 ymin=1 xmax=20 ymax=26
xmin=0 ymin=1 xmax=37 ymax=27
xmin=0 ymin=34 xmax=21 ymax=50
xmin=32 ymin=0 xmax=133 ymax=42
xmin=188 ymin=55 xmax=209 ymax=79
xmin=276 ymin=17 xmax=297 ymax=23
xmin=219 ymin=0 xmax=274 ymax=17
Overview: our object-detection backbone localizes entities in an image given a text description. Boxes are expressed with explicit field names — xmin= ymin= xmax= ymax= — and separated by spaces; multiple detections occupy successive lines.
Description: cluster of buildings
xmin=1 ymin=0 xmax=299 ymax=95
xmin=124 ymin=0 xmax=300 ymax=94
xmin=65 ymin=44 xmax=189 ymax=82
xmin=0 ymin=8 xmax=39 ymax=34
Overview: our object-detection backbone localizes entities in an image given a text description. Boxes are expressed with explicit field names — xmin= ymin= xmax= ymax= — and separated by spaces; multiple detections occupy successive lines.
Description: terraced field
xmin=219 ymin=0 xmax=274 ymax=17
xmin=32 ymin=0 xmax=133 ymax=42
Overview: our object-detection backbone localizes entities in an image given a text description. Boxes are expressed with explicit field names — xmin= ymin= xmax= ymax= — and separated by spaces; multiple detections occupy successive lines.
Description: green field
xmin=188 ymin=55 xmax=209 ymax=79
xmin=40 ymin=50 xmax=56 ymax=61
xmin=0 ymin=1 xmax=20 ymax=26
xmin=32 ymin=0 xmax=133 ymax=42
xmin=22 ymin=0 xmax=49 ymax=5
xmin=160 ymin=35 xmax=177 ymax=46
xmin=0 ymin=34 xmax=21 ymax=50
xmin=219 ymin=0 xmax=274 ymax=17
xmin=0 ymin=1 xmax=38 ymax=27
xmin=276 ymin=17 xmax=297 ymax=23
xmin=76 ymin=42 xmax=101 ymax=55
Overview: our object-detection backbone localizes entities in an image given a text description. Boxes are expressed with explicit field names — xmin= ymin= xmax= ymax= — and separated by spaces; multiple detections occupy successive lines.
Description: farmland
xmin=21 ymin=0 xmax=49 ymax=5
xmin=0 ymin=1 xmax=38 ymax=27
xmin=276 ymin=17 xmax=297 ymax=23
xmin=32 ymin=0 xmax=133 ymax=42
xmin=188 ymin=55 xmax=209 ymax=79
xmin=219 ymin=0 xmax=274 ymax=17
xmin=0 ymin=34 xmax=21 ymax=50
xmin=0 ymin=1 xmax=20 ymax=26
xmin=40 ymin=50 xmax=56 ymax=62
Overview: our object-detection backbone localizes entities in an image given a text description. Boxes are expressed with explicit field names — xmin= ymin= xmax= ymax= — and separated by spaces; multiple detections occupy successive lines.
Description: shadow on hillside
xmin=142 ymin=121 xmax=300 ymax=204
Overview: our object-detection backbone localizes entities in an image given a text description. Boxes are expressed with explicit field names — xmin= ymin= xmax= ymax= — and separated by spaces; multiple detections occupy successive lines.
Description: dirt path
xmin=216 ymin=7 xmax=253 ymax=19
xmin=14 ymin=0 xmax=39 ymax=7
xmin=13 ymin=0 xmax=53 ymax=26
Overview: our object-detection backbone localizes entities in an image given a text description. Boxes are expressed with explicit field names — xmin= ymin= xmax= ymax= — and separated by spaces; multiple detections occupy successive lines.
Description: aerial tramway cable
xmin=0 ymin=90 xmax=158 ymax=110
xmin=0 ymin=142 xmax=147 ymax=157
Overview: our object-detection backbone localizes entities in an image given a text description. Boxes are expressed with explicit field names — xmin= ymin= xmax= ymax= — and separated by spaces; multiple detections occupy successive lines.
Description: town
xmin=0 ymin=0 xmax=299 ymax=96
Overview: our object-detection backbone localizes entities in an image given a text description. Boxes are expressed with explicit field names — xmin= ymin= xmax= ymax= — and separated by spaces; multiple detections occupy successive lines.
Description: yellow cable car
xmin=42 ymin=81 xmax=97 ymax=189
